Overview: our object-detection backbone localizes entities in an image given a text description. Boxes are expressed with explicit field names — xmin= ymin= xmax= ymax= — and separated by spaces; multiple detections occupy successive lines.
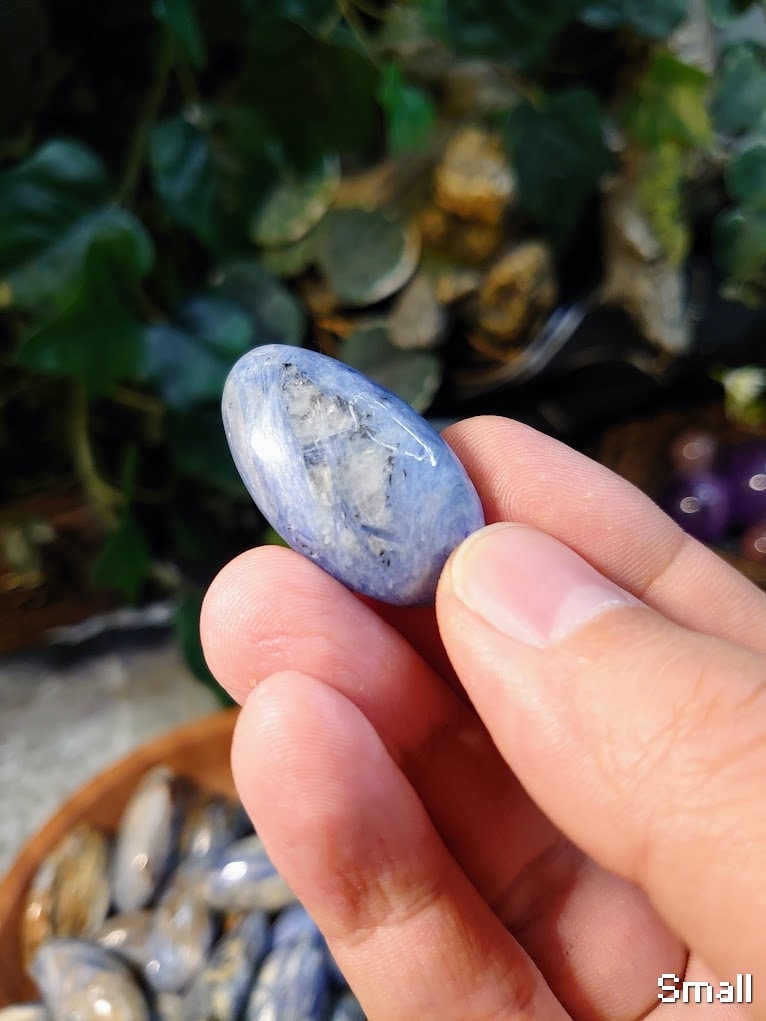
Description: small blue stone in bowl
xmin=222 ymin=345 xmax=484 ymax=605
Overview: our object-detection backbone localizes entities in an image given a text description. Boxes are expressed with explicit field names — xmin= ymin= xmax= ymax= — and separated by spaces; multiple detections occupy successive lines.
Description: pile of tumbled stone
xmin=4 ymin=765 xmax=364 ymax=1020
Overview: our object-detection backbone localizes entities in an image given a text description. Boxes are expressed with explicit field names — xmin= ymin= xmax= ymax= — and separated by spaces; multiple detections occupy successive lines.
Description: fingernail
xmin=450 ymin=523 xmax=638 ymax=648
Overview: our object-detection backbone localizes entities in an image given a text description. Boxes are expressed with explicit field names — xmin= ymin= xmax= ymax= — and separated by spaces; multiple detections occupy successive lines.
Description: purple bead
xmin=661 ymin=471 xmax=732 ymax=542
xmin=726 ymin=439 xmax=766 ymax=526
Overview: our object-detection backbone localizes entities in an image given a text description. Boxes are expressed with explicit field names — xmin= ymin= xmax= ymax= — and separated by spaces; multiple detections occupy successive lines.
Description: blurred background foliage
xmin=1 ymin=0 xmax=766 ymax=689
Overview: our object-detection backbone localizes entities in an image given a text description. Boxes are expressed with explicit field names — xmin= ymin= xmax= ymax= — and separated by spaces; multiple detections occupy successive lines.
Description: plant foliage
xmin=1 ymin=0 xmax=764 ymax=684
xmin=504 ymin=89 xmax=612 ymax=245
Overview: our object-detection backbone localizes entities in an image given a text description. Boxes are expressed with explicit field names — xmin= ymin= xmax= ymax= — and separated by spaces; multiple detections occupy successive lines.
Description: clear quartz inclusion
xmin=222 ymin=345 xmax=485 ymax=605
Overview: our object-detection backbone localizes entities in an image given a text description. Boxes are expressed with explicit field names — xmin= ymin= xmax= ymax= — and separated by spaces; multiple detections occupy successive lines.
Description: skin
xmin=201 ymin=416 xmax=766 ymax=1020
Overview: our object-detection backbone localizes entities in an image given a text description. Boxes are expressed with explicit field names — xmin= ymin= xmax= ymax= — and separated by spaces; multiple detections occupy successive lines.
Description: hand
xmin=201 ymin=416 xmax=766 ymax=1020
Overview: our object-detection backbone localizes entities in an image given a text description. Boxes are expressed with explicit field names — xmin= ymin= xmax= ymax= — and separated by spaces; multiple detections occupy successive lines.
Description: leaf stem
xmin=319 ymin=7 xmax=343 ymax=39
xmin=69 ymin=384 xmax=123 ymax=527
xmin=338 ymin=0 xmax=381 ymax=67
xmin=174 ymin=60 xmax=201 ymax=105
xmin=111 ymin=385 xmax=166 ymax=445
xmin=116 ymin=35 xmax=174 ymax=205
xmin=350 ymin=0 xmax=387 ymax=19
xmin=111 ymin=385 xmax=165 ymax=416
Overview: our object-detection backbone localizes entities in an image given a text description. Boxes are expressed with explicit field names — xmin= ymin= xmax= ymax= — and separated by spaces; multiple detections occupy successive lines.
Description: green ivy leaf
xmin=316 ymin=208 xmax=420 ymax=306
xmin=637 ymin=143 xmax=689 ymax=265
xmin=258 ymin=230 xmax=318 ymax=278
xmin=153 ymin=0 xmax=206 ymax=67
xmin=143 ymin=292 xmax=254 ymax=409
xmin=714 ymin=207 xmax=766 ymax=301
xmin=0 ymin=139 xmax=109 ymax=273
xmin=144 ymin=266 xmax=302 ymax=412
xmin=214 ymin=259 xmax=306 ymax=346
xmin=0 ymin=141 xmax=145 ymax=315
xmin=243 ymin=18 xmax=378 ymax=168
xmin=580 ymin=0 xmax=687 ymax=37
xmin=377 ymin=63 xmax=438 ymax=155
xmin=174 ymin=590 xmax=233 ymax=702
xmin=341 ymin=324 xmax=442 ymax=412
xmin=16 ymin=228 xmax=153 ymax=393
xmin=504 ymin=89 xmax=611 ymax=245
xmin=706 ymin=0 xmax=760 ymax=26
xmin=712 ymin=43 xmax=766 ymax=137
xmin=149 ymin=116 xmax=217 ymax=247
xmin=726 ymin=138 xmax=766 ymax=211
xmin=426 ymin=0 xmax=590 ymax=66
xmin=621 ymin=53 xmax=712 ymax=150
xmin=250 ymin=153 xmax=340 ymax=248
xmin=343 ymin=322 xmax=443 ymax=410
xmin=91 ymin=507 xmax=152 ymax=603
xmin=7 ymin=206 xmax=154 ymax=314
xmin=177 ymin=293 xmax=254 ymax=356
xmin=240 ymin=0 xmax=336 ymax=32
xmin=167 ymin=408 xmax=246 ymax=494
xmin=144 ymin=323 xmax=227 ymax=409
xmin=91 ymin=449 xmax=152 ymax=603
xmin=149 ymin=110 xmax=278 ymax=251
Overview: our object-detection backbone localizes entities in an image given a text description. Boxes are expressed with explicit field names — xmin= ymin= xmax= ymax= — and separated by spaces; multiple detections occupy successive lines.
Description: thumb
xmin=437 ymin=523 xmax=766 ymax=986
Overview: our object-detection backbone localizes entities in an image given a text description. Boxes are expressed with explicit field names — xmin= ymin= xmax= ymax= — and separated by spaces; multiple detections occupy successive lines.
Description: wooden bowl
xmin=0 ymin=709 xmax=238 ymax=1005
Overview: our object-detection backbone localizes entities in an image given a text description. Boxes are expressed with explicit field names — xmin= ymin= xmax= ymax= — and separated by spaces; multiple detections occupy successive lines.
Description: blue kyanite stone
xmin=222 ymin=344 xmax=485 ymax=605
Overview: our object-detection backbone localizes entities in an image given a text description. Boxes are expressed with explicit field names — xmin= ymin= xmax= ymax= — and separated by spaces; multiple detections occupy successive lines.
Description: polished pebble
xmin=180 ymin=910 xmax=271 ymax=1021
xmin=15 ymin=765 xmax=368 ymax=1019
xmin=156 ymin=993 xmax=184 ymax=1021
xmin=143 ymin=876 xmax=215 ymax=993
xmin=31 ymin=938 xmax=150 ymax=1021
xmin=246 ymin=942 xmax=331 ymax=1021
xmin=271 ymin=904 xmax=323 ymax=950
xmin=0 ymin=1007 xmax=51 ymax=1021
xmin=204 ymin=835 xmax=298 ymax=913
xmin=222 ymin=345 xmax=485 ymax=605
xmin=178 ymin=793 xmax=242 ymax=877
xmin=22 ymin=824 xmax=111 ymax=965
xmin=95 ymin=910 xmax=153 ymax=969
xmin=112 ymin=766 xmax=186 ymax=913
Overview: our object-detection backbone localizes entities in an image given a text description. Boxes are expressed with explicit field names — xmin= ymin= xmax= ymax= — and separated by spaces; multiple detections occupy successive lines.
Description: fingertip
xmin=200 ymin=545 xmax=321 ymax=704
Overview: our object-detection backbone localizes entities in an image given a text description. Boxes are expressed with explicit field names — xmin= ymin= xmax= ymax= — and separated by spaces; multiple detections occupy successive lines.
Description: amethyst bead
xmin=726 ymin=439 xmax=766 ymax=526
xmin=661 ymin=470 xmax=732 ymax=542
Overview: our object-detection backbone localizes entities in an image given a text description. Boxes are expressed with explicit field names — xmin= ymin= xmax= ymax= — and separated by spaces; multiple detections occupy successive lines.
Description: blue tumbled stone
xmin=222 ymin=345 xmax=485 ymax=605
xmin=204 ymin=835 xmax=297 ymax=913
xmin=180 ymin=911 xmax=271 ymax=1021
xmin=329 ymin=991 xmax=366 ymax=1021
xmin=272 ymin=904 xmax=323 ymax=950
xmin=246 ymin=943 xmax=331 ymax=1021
